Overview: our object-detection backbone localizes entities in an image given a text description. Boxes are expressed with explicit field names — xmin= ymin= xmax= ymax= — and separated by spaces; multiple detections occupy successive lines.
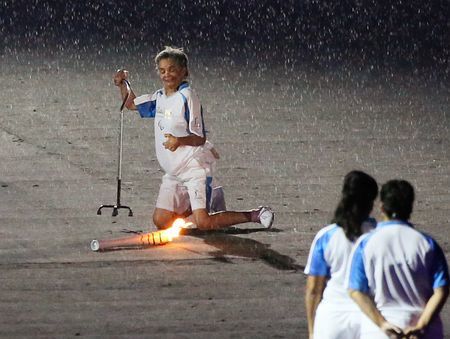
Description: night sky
xmin=1 ymin=0 xmax=449 ymax=69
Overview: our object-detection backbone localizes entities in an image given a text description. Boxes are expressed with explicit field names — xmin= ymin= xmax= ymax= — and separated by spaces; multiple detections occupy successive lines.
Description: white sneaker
xmin=258 ymin=207 xmax=274 ymax=228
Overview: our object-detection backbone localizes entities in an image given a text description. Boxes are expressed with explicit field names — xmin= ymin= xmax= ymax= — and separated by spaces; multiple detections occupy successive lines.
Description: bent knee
xmin=195 ymin=215 xmax=214 ymax=230
xmin=152 ymin=216 xmax=167 ymax=230
xmin=153 ymin=211 xmax=172 ymax=230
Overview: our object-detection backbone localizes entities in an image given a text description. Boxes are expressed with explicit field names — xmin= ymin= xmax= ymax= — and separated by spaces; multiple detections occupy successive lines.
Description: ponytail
xmin=332 ymin=171 xmax=378 ymax=241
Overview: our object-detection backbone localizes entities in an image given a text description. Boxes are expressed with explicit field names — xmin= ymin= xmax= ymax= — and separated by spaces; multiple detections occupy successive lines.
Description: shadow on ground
xmin=100 ymin=227 xmax=304 ymax=272
xmin=184 ymin=228 xmax=303 ymax=271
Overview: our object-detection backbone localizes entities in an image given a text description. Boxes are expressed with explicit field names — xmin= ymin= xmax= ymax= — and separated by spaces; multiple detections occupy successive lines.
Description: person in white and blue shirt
xmin=348 ymin=179 xmax=449 ymax=338
xmin=305 ymin=170 xmax=378 ymax=339
xmin=113 ymin=46 xmax=274 ymax=230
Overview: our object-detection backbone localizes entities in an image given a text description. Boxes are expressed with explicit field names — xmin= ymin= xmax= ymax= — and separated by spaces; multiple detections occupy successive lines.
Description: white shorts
xmin=360 ymin=310 xmax=443 ymax=339
xmin=156 ymin=158 xmax=212 ymax=214
xmin=313 ymin=302 xmax=361 ymax=339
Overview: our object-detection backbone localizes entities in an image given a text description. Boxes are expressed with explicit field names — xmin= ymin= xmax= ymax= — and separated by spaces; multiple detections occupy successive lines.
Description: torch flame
xmin=163 ymin=218 xmax=192 ymax=241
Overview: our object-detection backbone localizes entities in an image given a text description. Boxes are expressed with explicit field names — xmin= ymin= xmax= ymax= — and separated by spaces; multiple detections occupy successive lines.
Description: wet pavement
xmin=0 ymin=49 xmax=449 ymax=338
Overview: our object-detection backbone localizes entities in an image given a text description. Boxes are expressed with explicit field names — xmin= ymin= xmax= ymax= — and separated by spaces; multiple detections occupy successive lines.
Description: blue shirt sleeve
xmin=134 ymin=94 xmax=156 ymax=118
xmin=348 ymin=238 xmax=370 ymax=293
xmin=305 ymin=226 xmax=338 ymax=277
xmin=426 ymin=237 xmax=450 ymax=289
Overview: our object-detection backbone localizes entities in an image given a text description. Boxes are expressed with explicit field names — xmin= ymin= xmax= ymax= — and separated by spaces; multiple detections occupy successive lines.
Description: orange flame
xmin=163 ymin=218 xmax=192 ymax=241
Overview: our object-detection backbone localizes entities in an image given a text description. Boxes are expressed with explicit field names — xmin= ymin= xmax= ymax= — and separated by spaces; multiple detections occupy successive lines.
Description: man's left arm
xmin=405 ymin=239 xmax=450 ymax=336
xmin=404 ymin=286 xmax=449 ymax=337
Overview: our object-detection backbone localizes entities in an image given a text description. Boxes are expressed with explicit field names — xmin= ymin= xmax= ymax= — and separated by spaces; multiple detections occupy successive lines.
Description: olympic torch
xmin=91 ymin=218 xmax=190 ymax=251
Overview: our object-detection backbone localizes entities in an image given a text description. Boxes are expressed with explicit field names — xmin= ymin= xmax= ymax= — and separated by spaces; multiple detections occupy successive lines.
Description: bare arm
xmin=349 ymin=289 xmax=404 ymax=338
xmin=305 ymin=275 xmax=326 ymax=339
xmin=163 ymin=133 xmax=206 ymax=152
xmin=404 ymin=286 xmax=449 ymax=337
xmin=113 ymin=69 xmax=137 ymax=110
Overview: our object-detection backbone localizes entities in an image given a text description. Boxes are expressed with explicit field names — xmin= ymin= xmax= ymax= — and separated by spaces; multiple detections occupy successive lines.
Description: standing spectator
xmin=348 ymin=179 xmax=449 ymax=338
xmin=305 ymin=170 xmax=378 ymax=338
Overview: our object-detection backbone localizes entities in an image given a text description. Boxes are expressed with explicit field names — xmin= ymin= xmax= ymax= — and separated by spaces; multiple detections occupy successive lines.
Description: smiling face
xmin=157 ymin=57 xmax=188 ymax=95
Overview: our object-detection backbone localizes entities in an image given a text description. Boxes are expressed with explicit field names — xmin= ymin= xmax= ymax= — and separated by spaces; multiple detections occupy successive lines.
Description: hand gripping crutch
xmin=97 ymin=81 xmax=133 ymax=217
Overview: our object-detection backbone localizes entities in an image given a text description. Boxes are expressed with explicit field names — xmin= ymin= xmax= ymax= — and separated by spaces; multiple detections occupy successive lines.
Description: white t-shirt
xmin=305 ymin=218 xmax=376 ymax=309
xmin=134 ymin=82 xmax=207 ymax=176
xmin=348 ymin=220 xmax=449 ymax=329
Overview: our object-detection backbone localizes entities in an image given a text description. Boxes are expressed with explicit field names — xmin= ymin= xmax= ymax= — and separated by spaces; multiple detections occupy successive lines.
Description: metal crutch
xmin=97 ymin=82 xmax=133 ymax=217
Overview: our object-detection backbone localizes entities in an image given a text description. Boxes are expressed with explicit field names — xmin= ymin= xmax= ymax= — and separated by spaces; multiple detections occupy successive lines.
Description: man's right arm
xmin=114 ymin=69 xmax=137 ymax=110
xmin=349 ymin=290 xmax=404 ymax=338
xmin=305 ymin=275 xmax=326 ymax=338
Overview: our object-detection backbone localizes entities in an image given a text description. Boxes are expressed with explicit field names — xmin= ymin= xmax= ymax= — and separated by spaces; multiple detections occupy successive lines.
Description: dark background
xmin=1 ymin=0 xmax=449 ymax=70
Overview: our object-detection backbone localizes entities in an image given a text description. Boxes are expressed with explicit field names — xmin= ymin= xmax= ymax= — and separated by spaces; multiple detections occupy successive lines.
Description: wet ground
xmin=0 ymin=47 xmax=449 ymax=337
